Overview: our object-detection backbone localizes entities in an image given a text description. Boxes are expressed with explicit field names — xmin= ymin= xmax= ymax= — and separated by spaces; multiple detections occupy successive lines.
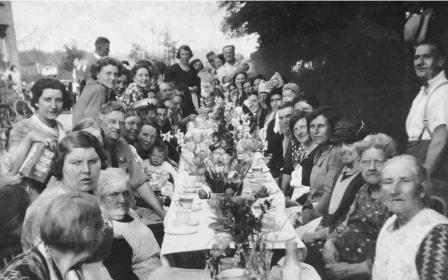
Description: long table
xmin=161 ymin=165 xmax=306 ymax=257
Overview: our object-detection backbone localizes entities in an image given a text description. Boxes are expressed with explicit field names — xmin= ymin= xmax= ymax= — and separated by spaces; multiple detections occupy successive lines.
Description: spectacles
xmin=360 ymin=159 xmax=386 ymax=168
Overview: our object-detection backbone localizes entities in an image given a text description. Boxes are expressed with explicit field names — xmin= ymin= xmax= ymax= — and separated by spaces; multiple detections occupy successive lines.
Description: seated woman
xmin=1 ymin=193 xmax=104 ymax=280
xmin=4 ymin=78 xmax=71 ymax=198
xmin=280 ymin=111 xmax=318 ymax=195
xmin=97 ymin=168 xmax=162 ymax=280
xmin=373 ymin=155 xmax=448 ymax=280
xmin=301 ymin=119 xmax=366 ymax=243
xmin=320 ymin=133 xmax=396 ymax=280
xmin=120 ymin=62 xmax=153 ymax=109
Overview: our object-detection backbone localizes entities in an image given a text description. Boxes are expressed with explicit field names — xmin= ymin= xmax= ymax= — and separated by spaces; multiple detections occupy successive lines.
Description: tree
xmin=161 ymin=31 xmax=177 ymax=65
xmin=61 ymin=44 xmax=87 ymax=72
xmin=128 ymin=43 xmax=153 ymax=62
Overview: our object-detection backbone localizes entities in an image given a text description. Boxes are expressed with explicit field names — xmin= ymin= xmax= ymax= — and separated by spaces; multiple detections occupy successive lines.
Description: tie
xmin=110 ymin=143 xmax=119 ymax=167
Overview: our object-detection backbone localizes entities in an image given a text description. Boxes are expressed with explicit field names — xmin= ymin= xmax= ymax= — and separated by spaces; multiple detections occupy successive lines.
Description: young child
xmin=142 ymin=140 xmax=176 ymax=202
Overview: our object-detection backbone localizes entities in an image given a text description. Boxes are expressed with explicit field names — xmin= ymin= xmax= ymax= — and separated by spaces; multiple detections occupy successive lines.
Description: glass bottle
xmin=283 ymin=241 xmax=301 ymax=280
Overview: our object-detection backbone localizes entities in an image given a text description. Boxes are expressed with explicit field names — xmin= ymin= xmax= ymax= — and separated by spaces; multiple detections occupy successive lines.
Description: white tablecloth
xmin=161 ymin=166 xmax=306 ymax=256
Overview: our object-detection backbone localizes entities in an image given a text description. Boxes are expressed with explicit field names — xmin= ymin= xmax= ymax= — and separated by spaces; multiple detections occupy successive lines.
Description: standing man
xmin=216 ymin=45 xmax=254 ymax=84
xmin=406 ymin=41 xmax=448 ymax=206
xmin=80 ymin=37 xmax=111 ymax=92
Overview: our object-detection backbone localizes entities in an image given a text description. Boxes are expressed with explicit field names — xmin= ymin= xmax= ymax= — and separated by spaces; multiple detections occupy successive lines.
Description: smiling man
xmin=73 ymin=57 xmax=121 ymax=126
xmin=99 ymin=102 xmax=166 ymax=221
xmin=406 ymin=41 xmax=448 ymax=205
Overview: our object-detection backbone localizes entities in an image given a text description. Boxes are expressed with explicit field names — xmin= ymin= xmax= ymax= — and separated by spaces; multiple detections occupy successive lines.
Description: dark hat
xmin=328 ymin=118 xmax=367 ymax=144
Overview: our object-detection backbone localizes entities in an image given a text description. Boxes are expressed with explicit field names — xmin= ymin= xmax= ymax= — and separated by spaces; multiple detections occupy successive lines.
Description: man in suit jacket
xmin=80 ymin=37 xmax=111 ymax=92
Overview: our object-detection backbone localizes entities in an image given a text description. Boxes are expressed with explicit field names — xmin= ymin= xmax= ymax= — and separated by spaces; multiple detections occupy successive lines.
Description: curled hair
xmin=307 ymin=106 xmax=341 ymax=133
xmin=176 ymin=45 xmax=193 ymax=59
xmin=40 ymin=193 xmax=104 ymax=254
xmin=354 ymin=133 xmax=397 ymax=160
xmin=266 ymin=88 xmax=283 ymax=109
xmin=52 ymin=131 xmax=107 ymax=180
xmin=189 ymin=58 xmax=203 ymax=71
xmin=131 ymin=63 xmax=152 ymax=79
xmin=90 ymin=57 xmax=121 ymax=80
xmin=141 ymin=118 xmax=161 ymax=136
xmin=289 ymin=110 xmax=310 ymax=135
xmin=31 ymin=78 xmax=71 ymax=109
xmin=382 ymin=154 xmax=430 ymax=206
xmin=96 ymin=168 xmax=129 ymax=199
xmin=232 ymin=71 xmax=248 ymax=87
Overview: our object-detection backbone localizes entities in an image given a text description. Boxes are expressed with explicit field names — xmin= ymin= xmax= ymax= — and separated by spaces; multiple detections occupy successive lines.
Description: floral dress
xmin=333 ymin=184 xmax=390 ymax=263
xmin=120 ymin=83 xmax=147 ymax=108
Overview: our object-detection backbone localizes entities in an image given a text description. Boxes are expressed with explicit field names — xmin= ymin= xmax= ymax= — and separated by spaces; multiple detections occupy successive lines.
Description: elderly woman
xmin=165 ymin=45 xmax=201 ymax=116
xmin=300 ymin=107 xmax=343 ymax=224
xmin=1 ymin=193 xmax=104 ymax=280
xmin=97 ymin=168 xmax=162 ymax=280
xmin=321 ymin=133 xmax=396 ymax=280
xmin=73 ymin=57 xmax=121 ymax=125
xmin=4 ymin=78 xmax=71 ymax=198
xmin=120 ymin=62 xmax=153 ymax=108
xmin=281 ymin=111 xmax=318 ymax=193
xmin=372 ymin=155 xmax=448 ymax=280
xmin=98 ymin=168 xmax=210 ymax=280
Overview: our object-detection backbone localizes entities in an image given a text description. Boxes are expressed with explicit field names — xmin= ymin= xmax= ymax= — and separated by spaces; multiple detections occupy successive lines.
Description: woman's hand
xmin=25 ymin=131 xmax=56 ymax=150
xmin=0 ymin=173 xmax=23 ymax=187
xmin=187 ymin=114 xmax=197 ymax=122
xmin=322 ymin=239 xmax=339 ymax=264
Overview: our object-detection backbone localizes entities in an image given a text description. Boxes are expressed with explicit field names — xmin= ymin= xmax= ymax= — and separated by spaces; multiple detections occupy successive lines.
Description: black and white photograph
xmin=1 ymin=1 xmax=448 ymax=279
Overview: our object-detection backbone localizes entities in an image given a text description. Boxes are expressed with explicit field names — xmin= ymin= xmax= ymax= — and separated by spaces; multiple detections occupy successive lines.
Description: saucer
xmin=165 ymin=226 xmax=199 ymax=235
xmin=172 ymin=219 xmax=199 ymax=227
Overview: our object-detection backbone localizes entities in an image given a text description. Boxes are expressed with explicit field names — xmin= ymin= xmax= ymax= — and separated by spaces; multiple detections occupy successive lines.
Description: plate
xmin=165 ymin=225 xmax=199 ymax=235
xmin=172 ymin=219 xmax=199 ymax=227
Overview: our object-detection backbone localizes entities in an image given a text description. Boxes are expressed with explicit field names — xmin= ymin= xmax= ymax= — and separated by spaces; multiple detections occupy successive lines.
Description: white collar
xmin=423 ymin=70 xmax=446 ymax=93
xmin=94 ymin=52 xmax=102 ymax=60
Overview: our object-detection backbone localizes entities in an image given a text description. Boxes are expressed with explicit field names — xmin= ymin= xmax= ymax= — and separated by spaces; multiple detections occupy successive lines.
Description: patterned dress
xmin=120 ymin=83 xmax=147 ymax=109
xmin=333 ymin=184 xmax=390 ymax=263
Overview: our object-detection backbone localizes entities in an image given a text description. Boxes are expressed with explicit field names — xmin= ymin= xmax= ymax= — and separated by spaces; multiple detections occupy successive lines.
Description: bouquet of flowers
xmin=204 ymin=148 xmax=252 ymax=193
xmin=206 ymin=188 xmax=273 ymax=279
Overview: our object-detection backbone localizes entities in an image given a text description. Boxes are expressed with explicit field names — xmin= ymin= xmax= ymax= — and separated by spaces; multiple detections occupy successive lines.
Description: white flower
xmin=161 ymin=131 xmax=173 ymax=142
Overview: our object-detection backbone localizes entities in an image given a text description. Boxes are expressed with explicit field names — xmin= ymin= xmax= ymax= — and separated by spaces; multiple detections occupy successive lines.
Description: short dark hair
xmin=95 ymin=37 xmax=110 ymax=51
xmin=125 ymin=109 xmax=141 ymax=119
xmin=293 ymin=94 xmax=320 ymax=109
xmin=131 ymin=63 xmax=152 ymax=79
xmin=90 ymin=57 xmax=121 ymax=80
xmin=41 ymin=192 xmax=104 ymax=254
xmin=223 ymin=45 xmax=235 ymax=52
xmin=289 ymin=110 xmax=309 ymax=135
xmin=176 ymin=45 xmax=193 ymax=59
xmin=149 ymin=138 xmax=168 ymax=159
xmin=189 ymin=58 xmax=203 ymax=70
xmin=416 ymin=40 xmax=446 ymax=57
xmin=119 ymin=67 xmax=131 ymax=82
xmin=307 ymin=106 xmax=341 ymax=133
xmin=52 ymin=131 xmax=107 ymax=180
xmin=206 ymin=51 xmax=216 ymax=60
xmin=31 ymin=78 xmax=71 ymax=109
xmin=155 ymin=103 xmax=167 ymax=111
xmin=100 ymin=101 xmax=125 ymax=115
xmin=266 ymin=88 xmax=283 ymax=109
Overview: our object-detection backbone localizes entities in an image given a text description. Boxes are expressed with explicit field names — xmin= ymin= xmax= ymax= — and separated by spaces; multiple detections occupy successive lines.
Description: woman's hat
xmin=328 ymin=118 xmax=367 ymax=144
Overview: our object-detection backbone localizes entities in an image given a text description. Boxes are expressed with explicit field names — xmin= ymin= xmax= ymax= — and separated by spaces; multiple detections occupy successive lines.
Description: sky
xmin=11 ymin=1 xmax=259 ymax=61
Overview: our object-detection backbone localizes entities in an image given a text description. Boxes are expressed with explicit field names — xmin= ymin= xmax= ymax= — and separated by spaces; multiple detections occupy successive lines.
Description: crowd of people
xmin=1 ymin=35 xmax=448 ymax=280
